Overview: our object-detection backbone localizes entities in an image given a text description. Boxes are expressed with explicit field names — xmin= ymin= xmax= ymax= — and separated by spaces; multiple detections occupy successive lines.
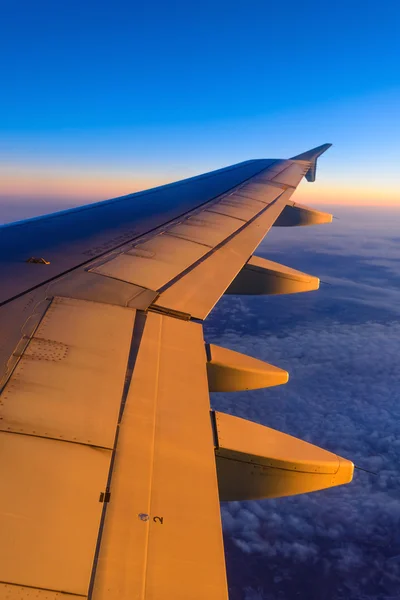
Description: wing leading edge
xmin=0 ymin=144 xmax=353 ymax=599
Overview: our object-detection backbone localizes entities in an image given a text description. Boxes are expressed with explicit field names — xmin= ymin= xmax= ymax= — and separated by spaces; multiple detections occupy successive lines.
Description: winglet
xmin=291 ymin=143 xmax=332 ymax=182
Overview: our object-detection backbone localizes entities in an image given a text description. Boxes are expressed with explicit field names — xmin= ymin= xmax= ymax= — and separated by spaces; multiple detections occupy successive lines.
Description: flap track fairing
xmin=213 ymin=411 xmax=354 ymax=501
xmin=273 ymin=202 xmax=333 ymax=227
xmin=206 ymin=343 xmax=288 ymax=392
xmin=225 ymin=255 xmax=319 ymax=295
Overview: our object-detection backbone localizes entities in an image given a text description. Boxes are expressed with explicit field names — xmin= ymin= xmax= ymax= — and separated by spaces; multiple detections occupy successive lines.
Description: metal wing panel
xmin=0 ymin=159 xmax=274 ymax=304
xmin=270 ymin=162 xmax=309 ymax=187
xmin=90 ymin=234 xmax=209 ymax=291
xmin=207 ymin=194 xmax=265 ymax=220
xmin=221 ymin=193 xmax=267 ymax=211
xmin=85 ymin=177 xmax=285 ymax=302
xmin=153 ymin=189 xmax=293 ymax=319
xmin=167 ymin=210 xmax=243 ymax=247
xmin=0 ymin=297 xmax=135 ymax=448
xmin=0 ymin=432 xmax=110 ymax=595
xmin=91 ymin=313 xmax=228 ymax=600
xmin=236 ymin=180 xmax=286 ymax=203
xmin=0 ymin=297 xmax=136 ymax=596
xmin=238 ymin=182 xmax=286 ymax=198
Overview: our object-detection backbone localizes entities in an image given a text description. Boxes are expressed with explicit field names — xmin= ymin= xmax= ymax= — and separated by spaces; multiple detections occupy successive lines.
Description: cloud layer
xmin=205 ymin=208 xmax=400 ymax=599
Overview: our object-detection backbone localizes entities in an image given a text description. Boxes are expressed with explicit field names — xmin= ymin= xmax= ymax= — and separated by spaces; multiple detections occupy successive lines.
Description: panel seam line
xmin=142 ymin=314 xmax=163 ymax=599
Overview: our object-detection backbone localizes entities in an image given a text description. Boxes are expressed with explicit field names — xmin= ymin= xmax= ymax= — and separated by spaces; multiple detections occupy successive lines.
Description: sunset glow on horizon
xmin=2 ymin=168 xmax=400 ymax=210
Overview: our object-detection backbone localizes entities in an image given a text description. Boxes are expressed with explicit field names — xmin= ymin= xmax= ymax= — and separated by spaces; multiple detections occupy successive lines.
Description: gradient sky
xmin=2 ymin=0 xmax=400 ymax=217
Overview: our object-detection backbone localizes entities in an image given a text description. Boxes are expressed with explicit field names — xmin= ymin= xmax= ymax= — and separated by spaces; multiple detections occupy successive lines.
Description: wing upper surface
xmin=0 ymin=159 xmax=276 ymax=304
xmin=86 ymin=159 xmax=308 ymax=319
xmin=0 ymin=144 xmax=352 ymax=599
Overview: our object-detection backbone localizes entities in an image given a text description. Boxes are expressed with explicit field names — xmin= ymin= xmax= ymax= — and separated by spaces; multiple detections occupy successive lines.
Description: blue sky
xmin=2 ymin=6 xmax=400 ymax=597
xmin=2 ymin=0 xmax=400 ymax=210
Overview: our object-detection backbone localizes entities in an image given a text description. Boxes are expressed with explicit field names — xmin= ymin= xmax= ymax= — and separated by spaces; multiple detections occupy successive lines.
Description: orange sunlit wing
xmin=0 ymin=144 xmax=353 ymax=598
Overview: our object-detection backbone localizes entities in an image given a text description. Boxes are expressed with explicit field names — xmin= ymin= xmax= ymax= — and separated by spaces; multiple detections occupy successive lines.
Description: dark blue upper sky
xmin=3 ymin=0 xmax=400 ymax=131
xmin=2 ymin=0 xmax=400 ymax=208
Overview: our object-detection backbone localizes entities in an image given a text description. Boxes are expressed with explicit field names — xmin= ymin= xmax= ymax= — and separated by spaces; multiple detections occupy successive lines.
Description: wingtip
xmin=290 ymin=143 xmax=332 ymax=161
xmin=290 ymin=143 xmax=332 ymax=182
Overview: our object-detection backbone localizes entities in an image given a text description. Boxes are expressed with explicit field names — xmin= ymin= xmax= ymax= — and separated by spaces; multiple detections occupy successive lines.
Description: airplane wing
xmin=0 ymin=144 xmax=353 ymax=599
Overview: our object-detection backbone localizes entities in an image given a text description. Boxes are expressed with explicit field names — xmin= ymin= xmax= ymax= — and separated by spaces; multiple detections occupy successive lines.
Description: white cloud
xmin=205 ymin=209 xmax=400 ymax=599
